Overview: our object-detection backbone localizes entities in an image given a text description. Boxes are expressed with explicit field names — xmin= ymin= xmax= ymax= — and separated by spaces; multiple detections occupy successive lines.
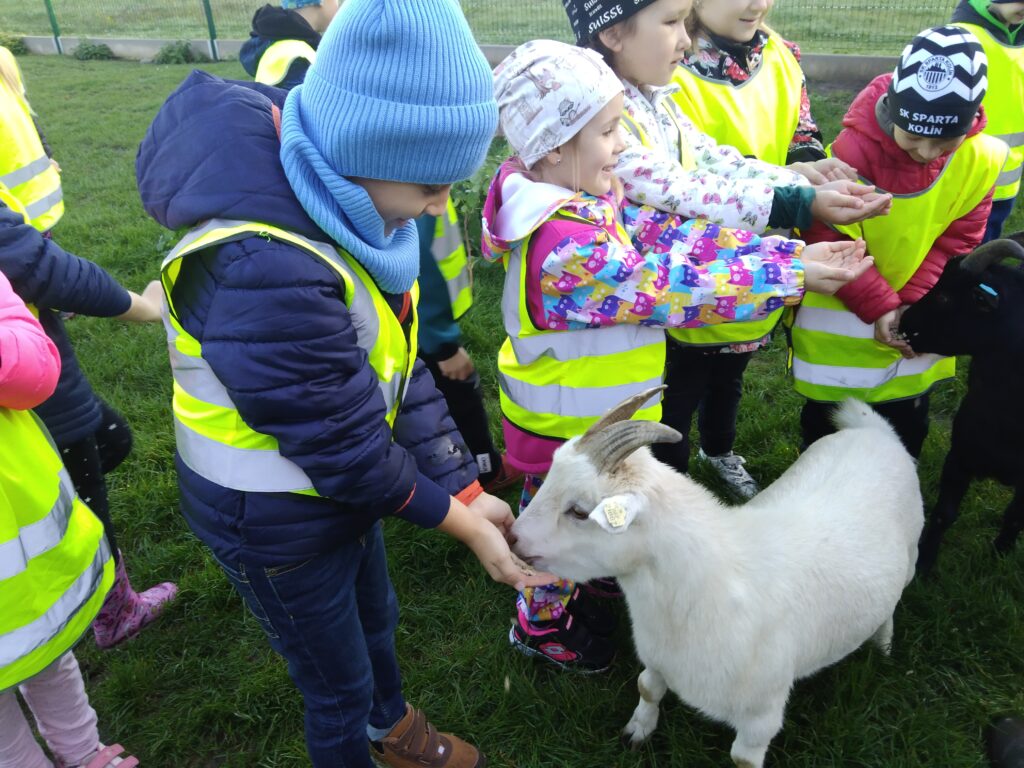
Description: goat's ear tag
xmin=974 ymin=283 xmax=999 ymax=310
xmin=604 ymin=499 xmax=627 ymax=528
xmin=590 ymin=494 xmax=642 ymax=533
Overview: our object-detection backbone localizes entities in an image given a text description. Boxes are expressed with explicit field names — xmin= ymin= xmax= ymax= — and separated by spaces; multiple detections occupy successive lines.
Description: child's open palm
xmin=801 ymin=239 xmax=873 ymax=295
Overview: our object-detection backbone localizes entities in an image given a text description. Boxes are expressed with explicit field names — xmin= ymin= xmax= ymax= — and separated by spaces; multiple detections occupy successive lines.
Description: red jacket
xmin=804 ymin=74 xmax=993 ymax=323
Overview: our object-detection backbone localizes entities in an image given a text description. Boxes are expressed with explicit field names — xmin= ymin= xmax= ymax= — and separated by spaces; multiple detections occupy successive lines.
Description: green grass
xmin=1 ymin=0 xmax=961 ymax=54
xmin=15 ymin=55 xmax=1024 ymax=768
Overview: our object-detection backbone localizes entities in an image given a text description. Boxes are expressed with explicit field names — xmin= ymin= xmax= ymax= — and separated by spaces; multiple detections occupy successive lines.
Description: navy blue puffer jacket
xmin=0 ymin=204 xmax=131 ymax=445
xmin=136 ymin=72 xmax=479 ymax=567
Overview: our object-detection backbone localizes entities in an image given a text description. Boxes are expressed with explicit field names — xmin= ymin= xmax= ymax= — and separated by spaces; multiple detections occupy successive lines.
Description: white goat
xmin=511 ymin=388 xmax=923 ymax=768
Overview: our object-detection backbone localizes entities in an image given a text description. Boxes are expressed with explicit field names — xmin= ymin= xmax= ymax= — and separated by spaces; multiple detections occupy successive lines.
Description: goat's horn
xmin=579 ymin=420 xmax=682 ymax=474
xmin=961 ymin=238 xmax=1024 ymax=275
xmin=579 ymin=385 xmax=667 ymax=445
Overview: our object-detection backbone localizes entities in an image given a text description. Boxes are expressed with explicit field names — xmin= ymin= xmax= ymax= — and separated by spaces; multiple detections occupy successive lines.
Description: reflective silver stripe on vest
xmin=432 ymin=220 xmax=469 ymax=309
xmin=501 ymin=250 xmax=661 ymax=365
xmin=996 ymin=164 xmax=1023 ymax=187
xmin=174 ymin=420 xmax=315 ymax=493
xmin=24 ymin=187 xmax=63 ymax=221
xmin=0 ymin=155 xmax=50 ymax=188
xmin=500 ymin=372 xmax=664 ymax=417
xmin=791 ymin=353 xmax=948 ymax=390
xmin=793 ymin=306 xmax=875 ymax=339
xmin=0 ymin=537 xmax=110 ymax=667
xmin=995 ymin=131 xmax=1024 ymax=148
xmin=0 ymin=468 xmax=75 ymax=581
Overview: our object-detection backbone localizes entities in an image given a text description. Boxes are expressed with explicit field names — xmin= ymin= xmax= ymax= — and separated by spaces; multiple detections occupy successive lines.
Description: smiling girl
xmin=486 ymin=39 xmax=870 ymax=671
xmin=673 ymin=0 xmax=833 ymax=172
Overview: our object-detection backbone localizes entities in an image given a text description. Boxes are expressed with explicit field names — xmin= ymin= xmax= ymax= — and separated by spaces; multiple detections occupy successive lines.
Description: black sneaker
xmin=567 ymin=586 xmax=616 ymax=638
xmin=508 ymin=608 xmax=614 ymax=674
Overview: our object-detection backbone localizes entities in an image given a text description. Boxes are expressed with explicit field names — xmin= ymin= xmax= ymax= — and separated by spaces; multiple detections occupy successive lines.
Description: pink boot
xmin=92 ymin=553 xmax=177 ymax=649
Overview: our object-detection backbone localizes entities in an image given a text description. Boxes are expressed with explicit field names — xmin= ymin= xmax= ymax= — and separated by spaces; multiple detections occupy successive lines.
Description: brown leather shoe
xmin=370 ymin=704 xmax=485 ymax=768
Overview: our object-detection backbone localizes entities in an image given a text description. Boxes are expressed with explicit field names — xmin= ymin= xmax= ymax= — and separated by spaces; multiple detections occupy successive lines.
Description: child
xmin=0 ymin=189 xmax=178 ymax=649
xmin=0 ymin=45 xmax=62 ymax=232
xmin=562 ymin=0 xmax=892 ymax=497
xmin=951 ymin=0 xmax=1024 ymax=240
xmin=793 ymin=26 xmax=1007 ymax=458
xmin=136 ymin=1 xmax=551 ymax=765
xmin=487 ymin=39 xmax=869 ymax=671
xmin=674 ymin=0 xmax=831 ymax=169
xmin=240 ymin=0 xmax=339 ymax=89
xmin=416 ymin=202 xmax=522 ymax=492
xmin=0 ymin=264 xmax=137 ymax=768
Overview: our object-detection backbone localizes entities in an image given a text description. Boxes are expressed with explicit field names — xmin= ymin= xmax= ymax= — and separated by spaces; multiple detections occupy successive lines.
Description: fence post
xmin=200 ymin=0 xmax=219 ymax=61
xmin=42 ymin=0 xmax=62 ymax=54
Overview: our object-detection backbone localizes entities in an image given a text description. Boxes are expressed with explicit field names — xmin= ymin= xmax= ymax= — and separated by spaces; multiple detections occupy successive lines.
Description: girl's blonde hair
xmin=0 ymin=47 xmax=32 ymax=113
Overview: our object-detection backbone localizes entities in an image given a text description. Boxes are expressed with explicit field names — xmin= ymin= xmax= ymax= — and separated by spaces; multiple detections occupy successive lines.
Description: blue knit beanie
xmin=280 ymin=0 xmax=497 ymax=293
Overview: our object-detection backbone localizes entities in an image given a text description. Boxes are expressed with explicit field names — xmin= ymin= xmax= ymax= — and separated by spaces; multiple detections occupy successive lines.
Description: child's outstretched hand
xmin=118 ymin=280 xmax=163 ymax=323
xmin=789 ymin=157 xmax=859 ymax=185
xmin=801 ymin=239 xmax=872 ymax=295
xmin=810 ymin=180 xmax=892 ymax=225
xmin=440 ymin=496 xmax=559 ymax=590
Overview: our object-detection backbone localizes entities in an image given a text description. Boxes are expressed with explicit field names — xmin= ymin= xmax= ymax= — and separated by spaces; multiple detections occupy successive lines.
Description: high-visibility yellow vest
xmin=497 ymin=211 xmax=665 ymax=441
xmin=433 ymin=199 xmax=472 ymax=320
xmin=254 ymin=39 xmax=317 ymax=87
xmin=0 ymin=408 xmax=114 ymax=690
xmin=790 ymin=134 xmax=1007 ymax=403
xmin=955 ymin=23 xmax=1024 ymax=201
xmin=161 ymin=220 xmax=419 ymax=494
xmin=0 ymin=47 xmax=63 ymax=232
xmin=671 ymin=32 xmax=804 ymax=167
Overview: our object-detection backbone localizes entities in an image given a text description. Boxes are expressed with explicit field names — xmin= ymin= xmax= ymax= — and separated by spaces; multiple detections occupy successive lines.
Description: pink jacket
xmin=0 ymin=269 xmax=60 ymax=410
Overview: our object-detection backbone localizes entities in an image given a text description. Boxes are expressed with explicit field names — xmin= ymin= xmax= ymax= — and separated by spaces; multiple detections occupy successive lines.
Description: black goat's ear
xmin=973 ymin=282 xmax=1000 ymax=311
xmin=1006 ymin=231 xmax=1024 ymax=249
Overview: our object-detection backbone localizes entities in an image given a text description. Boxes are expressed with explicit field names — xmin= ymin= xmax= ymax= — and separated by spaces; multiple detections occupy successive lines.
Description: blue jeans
xmin=984 ymin=197 xmax=1017 ymax=242
xmin=212 ymin=523 xmax=406 ymax=768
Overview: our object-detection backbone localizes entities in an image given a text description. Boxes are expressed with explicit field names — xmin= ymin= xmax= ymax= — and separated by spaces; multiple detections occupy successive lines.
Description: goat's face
xmin=902 ymin=233 xmax=1024 ymax=356
xmin=511 ymin=441 xmax=653 ymax=583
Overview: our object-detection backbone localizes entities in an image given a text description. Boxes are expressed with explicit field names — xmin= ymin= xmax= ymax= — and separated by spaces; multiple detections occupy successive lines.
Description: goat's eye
xmin=566 ymin=505 xmax=590 ymax=521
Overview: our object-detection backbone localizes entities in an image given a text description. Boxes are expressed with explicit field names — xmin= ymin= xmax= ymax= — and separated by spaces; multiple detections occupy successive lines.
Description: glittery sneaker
xmin=698 ymin=449 xmax=759 ymax=500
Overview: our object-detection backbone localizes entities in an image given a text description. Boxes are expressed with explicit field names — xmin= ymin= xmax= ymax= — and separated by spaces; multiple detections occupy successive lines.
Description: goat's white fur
xmin=512 ymin=399 xmax=923 ymax=768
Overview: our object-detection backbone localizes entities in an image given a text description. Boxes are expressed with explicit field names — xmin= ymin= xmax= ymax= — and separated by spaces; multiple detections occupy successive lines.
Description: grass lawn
xmin=3 ymin=0 xmax=961 ymax=54
xmin=14 ymin=54 xmax=1024 ymax=768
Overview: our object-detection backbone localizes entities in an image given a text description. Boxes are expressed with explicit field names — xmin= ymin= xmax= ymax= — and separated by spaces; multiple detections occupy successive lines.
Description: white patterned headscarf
xmin=493 ymin=39 xmax=623 ymax=169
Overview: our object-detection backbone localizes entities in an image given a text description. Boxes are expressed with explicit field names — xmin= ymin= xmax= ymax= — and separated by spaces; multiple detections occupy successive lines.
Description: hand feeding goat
xmin=899 ymin=233 xmax=1024 ymax=575
xmin=511 ymin=388 xmax=923 ymax=768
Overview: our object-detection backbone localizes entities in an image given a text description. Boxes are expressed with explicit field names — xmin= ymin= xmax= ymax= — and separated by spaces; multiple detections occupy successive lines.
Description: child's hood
xmin=837 ymin=74 xmax=988 ymax=183
xmin=136 ymin=70 xmax=325 ymax=240
xmin=481 ymin=158 xmax=577 ymax=263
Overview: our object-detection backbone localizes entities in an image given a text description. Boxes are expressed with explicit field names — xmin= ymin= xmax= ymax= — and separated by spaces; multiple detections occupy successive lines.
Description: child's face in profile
xmin=349 ymin=178 xmax=451 ymax=235
xmin=990 ymin=2 xmax=1024 ymax=26
xmin=892 ymin=127 xmax=967 ymax=165
xmin=601 ymin=0 xmax=693 ymax=87
xmin=542 ymin=93 xmax=627 ymax=197
xmin=696 ymin=0 xmax=775 ymax=44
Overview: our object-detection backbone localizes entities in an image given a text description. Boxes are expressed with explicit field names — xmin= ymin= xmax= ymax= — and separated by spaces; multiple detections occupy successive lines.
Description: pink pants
xmin=0 ymin=652 xmax=99 ymax=768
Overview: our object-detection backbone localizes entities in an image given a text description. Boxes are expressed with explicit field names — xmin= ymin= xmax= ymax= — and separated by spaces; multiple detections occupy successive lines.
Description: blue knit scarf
xmin=279 ymin=93 xmax=420 ymax=294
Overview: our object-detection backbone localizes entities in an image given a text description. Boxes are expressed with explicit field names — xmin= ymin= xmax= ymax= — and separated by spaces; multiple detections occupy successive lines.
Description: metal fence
xmin=1 ymin=0 xmax=960 ymax=55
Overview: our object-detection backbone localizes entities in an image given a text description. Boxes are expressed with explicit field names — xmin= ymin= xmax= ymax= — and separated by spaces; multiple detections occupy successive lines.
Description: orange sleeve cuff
xmin=455 ymin=480 xmax=484 ymax=507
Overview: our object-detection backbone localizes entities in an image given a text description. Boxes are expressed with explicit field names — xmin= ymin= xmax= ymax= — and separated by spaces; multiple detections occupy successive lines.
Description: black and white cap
xmin=562 ymin=0 xmax=660 ymax=45
xmin=888 ymin=25 xmax=988 ymax=139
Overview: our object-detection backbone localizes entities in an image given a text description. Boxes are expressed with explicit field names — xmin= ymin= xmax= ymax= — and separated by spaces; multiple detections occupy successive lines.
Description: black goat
xmin=899 ymin=233 xmax=1024 ymax=575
